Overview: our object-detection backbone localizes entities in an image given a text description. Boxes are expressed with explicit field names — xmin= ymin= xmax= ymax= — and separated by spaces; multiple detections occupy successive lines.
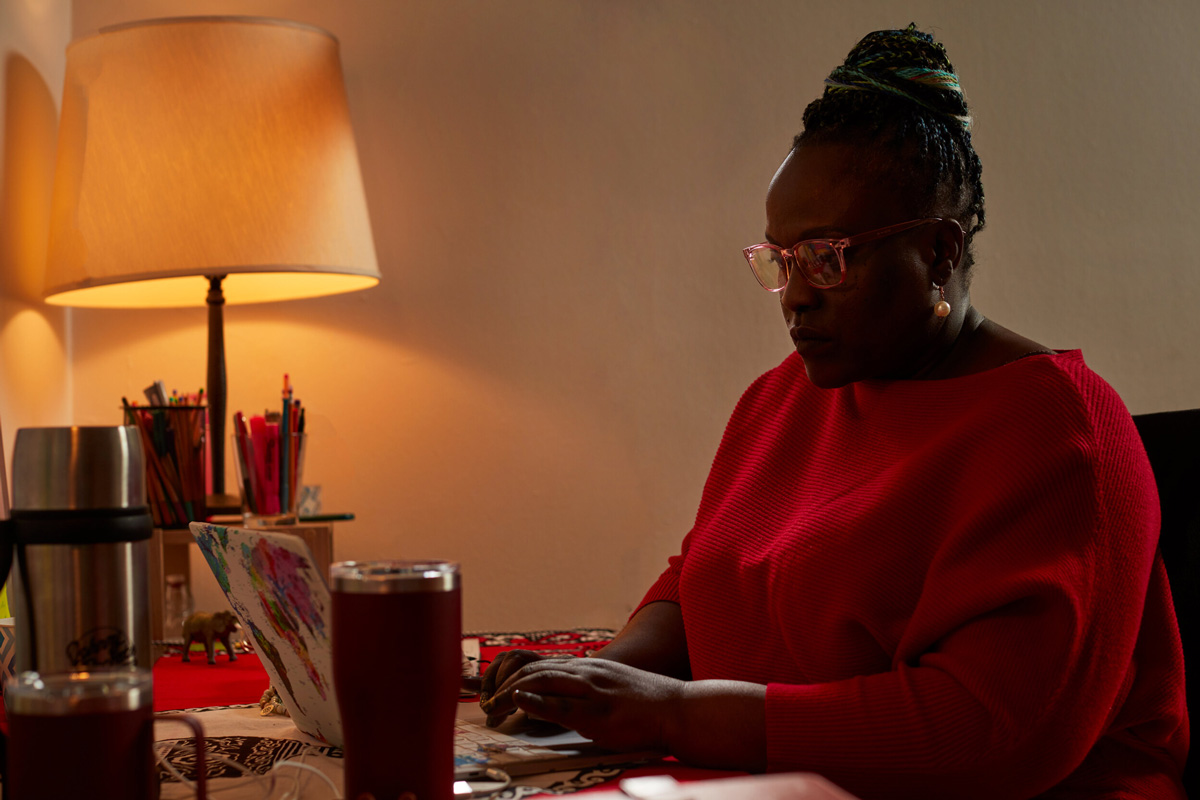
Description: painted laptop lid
xmin=189 ymin=521 xmax=341 ymax=746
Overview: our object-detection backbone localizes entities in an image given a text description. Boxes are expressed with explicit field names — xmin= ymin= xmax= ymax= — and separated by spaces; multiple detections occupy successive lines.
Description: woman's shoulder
xmin=943 ymin=345 xmax=1126 ymax=430
xmin=941 ymin=318 xmax=1124 ymax=414
xmin=972 ymin=344 xmax=1124 ymax=416
xmin=945 ymin=345 xmax=1145 ymax=481
xmin=728 ymin=335 xmax=1132 ymax=442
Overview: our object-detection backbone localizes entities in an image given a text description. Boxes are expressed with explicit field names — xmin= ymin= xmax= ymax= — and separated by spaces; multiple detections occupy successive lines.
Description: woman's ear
xmin=930 ymin=219 xmax=964 ymax=285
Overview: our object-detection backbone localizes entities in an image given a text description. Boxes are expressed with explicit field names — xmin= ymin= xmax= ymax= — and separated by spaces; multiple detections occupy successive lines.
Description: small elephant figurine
xmin=182 ymin=610 xmax=240 ymax=665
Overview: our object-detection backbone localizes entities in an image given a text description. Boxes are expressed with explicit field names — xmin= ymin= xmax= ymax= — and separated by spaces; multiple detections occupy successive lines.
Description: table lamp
xmin=42 ymin=16 xmax=380 ymax=500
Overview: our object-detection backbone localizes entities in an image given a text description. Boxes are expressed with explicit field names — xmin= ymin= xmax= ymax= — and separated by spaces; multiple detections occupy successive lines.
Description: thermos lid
xmin=330 ymin=560 xmax=460 ymax=593
xmin=12 ymin=426 xmax=147 ymax=511
xmin=4 ymin=669 xmax=153 ymax=715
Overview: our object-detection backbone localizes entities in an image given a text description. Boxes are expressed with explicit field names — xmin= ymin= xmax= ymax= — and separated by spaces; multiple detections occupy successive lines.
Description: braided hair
xmin=797 ymin=25 xmax=985 ymax=272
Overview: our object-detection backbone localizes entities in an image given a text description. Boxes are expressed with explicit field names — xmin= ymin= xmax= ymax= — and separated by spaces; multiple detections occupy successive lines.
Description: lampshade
xmin=43 ymin=16 xmax=380 ymax=307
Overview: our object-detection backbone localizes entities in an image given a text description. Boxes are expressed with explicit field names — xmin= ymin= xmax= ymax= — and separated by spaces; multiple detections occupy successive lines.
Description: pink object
xmin=249 ymin=415 xmax=279 ymax=515
xmin=742 ymin=218 xmax=954 ymax=290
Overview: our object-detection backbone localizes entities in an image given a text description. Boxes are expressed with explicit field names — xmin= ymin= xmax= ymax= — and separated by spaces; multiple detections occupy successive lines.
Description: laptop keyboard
xmin=454 ymin=718 xmax=566 ymax=768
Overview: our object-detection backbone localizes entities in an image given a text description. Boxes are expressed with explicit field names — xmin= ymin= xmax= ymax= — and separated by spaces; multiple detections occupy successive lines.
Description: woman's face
xmin=765 ymin=141 xmax=951 ymax=388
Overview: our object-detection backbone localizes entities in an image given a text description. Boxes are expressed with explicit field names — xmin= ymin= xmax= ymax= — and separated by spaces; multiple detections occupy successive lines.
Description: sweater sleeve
xmin=637 ymin=552 xmax=683 ymax=608
xmin=763 ymin=375 xmax=1169 ymax=798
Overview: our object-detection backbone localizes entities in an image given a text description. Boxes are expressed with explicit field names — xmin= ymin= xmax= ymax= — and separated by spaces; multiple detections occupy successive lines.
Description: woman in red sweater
xmin=480 ymin=25 xmax=1188 ymax=798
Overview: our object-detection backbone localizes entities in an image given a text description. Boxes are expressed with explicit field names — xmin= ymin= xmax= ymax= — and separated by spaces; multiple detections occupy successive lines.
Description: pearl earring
xmin=934 ymin=285 xmax=951 ymax=318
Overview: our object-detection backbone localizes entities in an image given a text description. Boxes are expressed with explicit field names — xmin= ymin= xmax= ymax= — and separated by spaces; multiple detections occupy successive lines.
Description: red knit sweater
xmin=639 ymin=350 xmax=1188 ymax=799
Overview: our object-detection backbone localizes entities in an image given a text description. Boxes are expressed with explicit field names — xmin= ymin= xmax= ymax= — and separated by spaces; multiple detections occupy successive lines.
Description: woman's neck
xmin=913 ymin=305 xmax=1052 ymax=380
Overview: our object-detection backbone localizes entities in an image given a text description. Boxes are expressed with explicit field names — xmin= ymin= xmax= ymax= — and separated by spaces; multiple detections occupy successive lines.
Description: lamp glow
xmin=44 ymin=16 xmax=380 ymax=496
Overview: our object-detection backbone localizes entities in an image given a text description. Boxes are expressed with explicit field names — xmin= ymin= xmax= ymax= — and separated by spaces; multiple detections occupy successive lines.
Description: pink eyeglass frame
xmin=743 ymin=217 xmax=953 ymax=291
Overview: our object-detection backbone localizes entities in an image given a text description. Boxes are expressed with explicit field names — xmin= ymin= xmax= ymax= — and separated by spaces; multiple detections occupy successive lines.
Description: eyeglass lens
xmin=749 ymin=242 xmax=842 ymax=290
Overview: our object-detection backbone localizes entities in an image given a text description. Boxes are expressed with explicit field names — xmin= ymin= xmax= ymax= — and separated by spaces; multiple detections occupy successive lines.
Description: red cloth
xmin=153 ymin=650 xmax=270 ymax=711
xmin=0 ymin=652 xmax=269 ymax=731
xmin=639 ymin=350 xmax=1188 ymax=799
xmin=474 ymin=631 xmax=611 ymax=673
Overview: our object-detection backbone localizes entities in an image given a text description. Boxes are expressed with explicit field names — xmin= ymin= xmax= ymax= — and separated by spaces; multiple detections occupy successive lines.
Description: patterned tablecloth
xmin=152 ymin=629 xmax=744 ymax=798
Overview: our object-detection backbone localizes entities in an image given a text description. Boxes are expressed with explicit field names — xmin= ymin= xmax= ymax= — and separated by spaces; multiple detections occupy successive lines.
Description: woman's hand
xmin=478 ymin=649 xmax=552 ymax=726
xmin=484 ymin=657 xmax=686 ymax=753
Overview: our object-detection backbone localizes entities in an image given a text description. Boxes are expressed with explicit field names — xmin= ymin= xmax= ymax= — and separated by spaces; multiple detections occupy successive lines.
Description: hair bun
xmin=824 ymin=24 xmax=971 ymax=129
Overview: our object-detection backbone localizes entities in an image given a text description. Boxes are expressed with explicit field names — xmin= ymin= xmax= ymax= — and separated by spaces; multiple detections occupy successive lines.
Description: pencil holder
xmin=232 ymin=431 xmax=306 ymax=528
xmin=122 ymin=405 xmax=207 ymax=528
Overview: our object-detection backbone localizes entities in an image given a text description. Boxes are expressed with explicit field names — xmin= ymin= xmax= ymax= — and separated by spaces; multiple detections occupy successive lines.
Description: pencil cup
xmin=331 ymin=561 xmax=462 ymax=800
xmin=232 ymin=431 xmax=306 ymax=528
xmin=122 ymin=405 xmax=207 ymax=528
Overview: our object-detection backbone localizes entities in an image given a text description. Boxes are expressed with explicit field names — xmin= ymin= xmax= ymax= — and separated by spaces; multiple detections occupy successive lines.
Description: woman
xmin=480 ymin=26 xmax=1188 ymax=798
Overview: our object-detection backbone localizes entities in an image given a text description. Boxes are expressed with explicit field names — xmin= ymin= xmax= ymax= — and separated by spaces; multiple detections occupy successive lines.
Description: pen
xmin=299 ymin=513 xmax=355 ymax=522
xmin=234 ymin=412 xmax=258 ymax=514
xmin=281 ymin=374 xmax=292 ymax=514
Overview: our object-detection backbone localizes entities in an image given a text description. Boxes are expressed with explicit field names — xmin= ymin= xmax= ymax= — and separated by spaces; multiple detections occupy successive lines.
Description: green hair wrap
xmin=821 ymin=24 xmax=972 ymax=130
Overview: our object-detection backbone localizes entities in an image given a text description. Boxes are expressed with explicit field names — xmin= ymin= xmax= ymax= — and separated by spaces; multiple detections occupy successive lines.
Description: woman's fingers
xmin=482 ymin=659 xmax=585 ymax=722
xmin=512 ymin=684 xmax=612 ymax=738
xmin=491 ymin=660 xmax=631 ymax=734
xmin=507 ymin=665 xmax=596 ymax=698
xmin=516 ymin=659 xmax=685 ymax=752
xmin=480 ymin=658 xmax=687 ymax=752
xmin=480 ymin=650 xmax=539 ymax=703
xmin=513 ymin=688 xmax=587 ymax=728
xmin=479 ymin=649 xmax=554 ymax=722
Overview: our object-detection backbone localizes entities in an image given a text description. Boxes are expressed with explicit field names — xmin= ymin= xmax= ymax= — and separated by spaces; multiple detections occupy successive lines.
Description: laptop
xmin=189 ymin=522 xmax=659 ymax=778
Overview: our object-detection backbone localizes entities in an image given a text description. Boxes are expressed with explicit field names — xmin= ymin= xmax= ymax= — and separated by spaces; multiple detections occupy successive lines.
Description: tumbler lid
xmin=12 ymin=426 xmax=147 ymax=511
xmin=3 ymin=668 xmax=153 ymax=715
xmin=330 ymin=560 xmax=459 ymax=593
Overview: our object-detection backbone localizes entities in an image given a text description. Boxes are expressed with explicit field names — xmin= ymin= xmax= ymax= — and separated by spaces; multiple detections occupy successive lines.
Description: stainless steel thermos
xmin=0 ymin=426 xmax=153 ymax=673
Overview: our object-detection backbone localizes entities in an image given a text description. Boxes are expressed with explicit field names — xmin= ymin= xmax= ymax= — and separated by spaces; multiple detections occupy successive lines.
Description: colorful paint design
xmin=244 ymin=538 xmax=329 ymax=699
xmin=194 ymin=526 xmax=232 ymax=594
xmin=189 ymin=523 xmax=340 ymax=745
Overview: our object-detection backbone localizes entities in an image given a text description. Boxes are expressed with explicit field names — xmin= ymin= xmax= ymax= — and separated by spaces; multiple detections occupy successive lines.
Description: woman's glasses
xmin=742 ymin=218 xmax=948 ymax=291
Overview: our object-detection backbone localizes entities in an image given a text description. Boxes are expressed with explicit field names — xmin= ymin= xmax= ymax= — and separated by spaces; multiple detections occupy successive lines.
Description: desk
xmin=0 ymin=631 xmax=858 ymax=799
xmin=148 ymin=523 xmax=333 ymax=641
xmin=144 ymin=629 xmax=748 ymax=798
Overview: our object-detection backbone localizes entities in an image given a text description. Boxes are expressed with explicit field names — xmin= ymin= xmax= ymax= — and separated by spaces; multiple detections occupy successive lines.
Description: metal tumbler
xmin=0 ymin=426 xmax=153 ymax=673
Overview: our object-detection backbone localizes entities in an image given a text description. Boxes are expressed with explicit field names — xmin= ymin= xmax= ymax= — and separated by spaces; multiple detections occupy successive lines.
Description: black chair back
xmin=1133 ymin=409 xmax=1199 ymax=794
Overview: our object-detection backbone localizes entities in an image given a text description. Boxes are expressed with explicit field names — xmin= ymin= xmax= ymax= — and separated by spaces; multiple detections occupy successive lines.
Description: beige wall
xmin=8 ymin=1 xmax=1199 ymax=630
xmin=0 ymin=0 xmax=73 ymax=471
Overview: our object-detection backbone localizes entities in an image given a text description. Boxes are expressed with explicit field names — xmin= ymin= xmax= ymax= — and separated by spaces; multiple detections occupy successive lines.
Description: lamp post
xmin=43 ymin=16 xmax=380 ymax=501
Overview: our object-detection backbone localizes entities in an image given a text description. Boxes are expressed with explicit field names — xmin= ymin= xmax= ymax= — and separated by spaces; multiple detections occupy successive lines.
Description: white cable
xmin=156 ymin=739 xmax=277 ymax=798
xmin=155 ymin=743 xmax=195 ymax=789
xmin=270 ymin=757 xmax=341 ymax=799
xmin=157 ymin=738 xmax=347 ymax=799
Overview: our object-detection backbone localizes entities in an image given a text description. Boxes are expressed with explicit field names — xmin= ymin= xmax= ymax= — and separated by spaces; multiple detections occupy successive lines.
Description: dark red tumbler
xmin=331 ymin=560 xmax=461 ymax=800
xmin=3 ymin=669 xmax=158 ymax=800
